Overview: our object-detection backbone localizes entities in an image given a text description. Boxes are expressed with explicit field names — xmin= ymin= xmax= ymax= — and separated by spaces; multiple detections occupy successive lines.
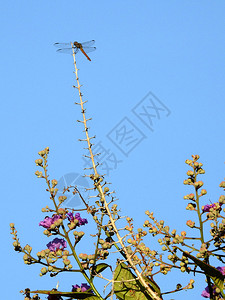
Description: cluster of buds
xmin=73 ymin=230 xmax=85 ymax=245
xmin=79 ymin=253 xmax=95 ymax=269
xmin=210 ymin=221 xmax=225 ymax=247
xmin=38 ymin=147 xmax=50 ymax=159
xmin=34 ymin=147 xmax=50 ymax=178
xmin=37 ymin=247 xmax=72 ymax=277
xmin=143 ymin=211 xmax=198 ymax=277
xmin=78 ymin=245 xmax=110 ymax=270
xmin=184 ymin=155 xmax=206 ymax=208
xmin=10 ymin=223 xmax=22 ymax=252
xmin=23 ymin=245 xmax=33 ymax=265
xmin=144 ymin=211 xmax=186 ymax=246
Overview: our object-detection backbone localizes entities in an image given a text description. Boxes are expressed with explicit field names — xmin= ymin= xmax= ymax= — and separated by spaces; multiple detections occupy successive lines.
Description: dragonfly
xmin=54 ymin=40 xmax=96 ymax=61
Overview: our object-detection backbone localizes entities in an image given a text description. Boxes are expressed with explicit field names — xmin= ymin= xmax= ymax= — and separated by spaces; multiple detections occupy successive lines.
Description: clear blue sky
xmin=2 ymin=1 xmax=225 ymax=299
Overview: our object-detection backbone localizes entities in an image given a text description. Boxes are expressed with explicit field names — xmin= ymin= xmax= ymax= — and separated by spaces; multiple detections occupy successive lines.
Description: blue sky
xmin=2 ymin=1 xmax=225 ymax=299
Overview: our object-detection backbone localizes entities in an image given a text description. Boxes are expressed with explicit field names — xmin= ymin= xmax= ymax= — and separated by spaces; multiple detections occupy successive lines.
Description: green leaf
xmin=92 ymin=263 xmax=111 ymax=275
xmin=183 ymin=251 xmax=225 ymax=296
xmin=143 ymin=276 xmax=161 ymax=296
xmin=113 ymin=263 xmax=158 ymax=300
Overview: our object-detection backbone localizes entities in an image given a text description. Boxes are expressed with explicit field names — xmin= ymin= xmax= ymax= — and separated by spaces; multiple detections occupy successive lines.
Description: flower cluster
xmin=72 ymin=283 xmax=91 ymax=292
xmin=67 ymin=212 xmax=88 ymax=226
xmin=202 ymin=202 xmax=222 ymax=213
xmin=47 ymin=238 xmax=67 ymax=252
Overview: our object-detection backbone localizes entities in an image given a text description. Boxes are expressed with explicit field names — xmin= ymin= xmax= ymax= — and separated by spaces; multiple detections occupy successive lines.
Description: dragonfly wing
xmin=54 ymin=42 xmax=71 ymax=48
xmin=80 ymin=40 xmax=95 ymax=47
xmin=56 ymin=48 xmax=79 ymax=54
xmin=81 ymin=47 xmax=96 ymax=53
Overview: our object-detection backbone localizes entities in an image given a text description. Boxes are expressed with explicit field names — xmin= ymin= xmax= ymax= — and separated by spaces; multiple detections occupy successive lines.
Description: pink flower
xmin=39 ymin=215 xmax=61 ymax=229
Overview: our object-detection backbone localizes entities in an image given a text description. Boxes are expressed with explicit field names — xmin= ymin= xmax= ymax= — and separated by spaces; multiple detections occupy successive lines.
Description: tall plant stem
xmin=71 ymin=46 xmax=162 ymax=300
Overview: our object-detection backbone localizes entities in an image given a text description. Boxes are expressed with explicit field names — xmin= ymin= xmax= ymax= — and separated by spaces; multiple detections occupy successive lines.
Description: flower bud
xmin=192 ymin=155 xmax=200 ymax=161
xmin=13 ymin=241 xmax=19 ymax=247
xmin=194 ymin=181 xmax=203 ymax=189
xmin=49 ymin=251 xmax=56 ymax=258
xmin=102 ymin=242 xmax=111 ymax=249
xmin=24 ymin=244 xmax=32 ymax=253
xmin=186 ymin=203 xmax=196 ymax=210
xmin=35 ymin=170 xmax=43 ymax=178
xmin=88 ymin=254 xmax=95 ymax=260
xmin=196 ymin=253 xmax=203 ymax=258
xmin=193 ymin=162 xmax=199 ymax=168
xmin=43 ymin=229 xmax=50 ymax=235
xmin=219 ymin=181 xmax=225 ymax=188
xmin=68 ymin=222 xmax=76 ymax=230
xmin=200 ymin=189 xmax=207 ymax=195
xmin=198 ymin=169 xmax=205 ymax=174
xmin=51 ymin=179 xmax=58 ymax=187
xmin=58 ymin=196 xmax=67 ymax=203
xmin=41 ymin=267 xmax=47 ymax=274
xmin=78 ymin=231 xmax=84 ymax=237
xmin=184 ymin=193 xmax=195 ymax=200
xmin=56 ymin=249 xmax=62 ymax=256
xmin=35 ymin=159 xmax=43 ymax=166
xmin=183 ymin=180 xmax=189 ymax=185
xmin=55 ymin=219 xmax=63 ymax=227
xmin=171 ymin=229 xmax=176 ymax=236
xmin=58 ymin=208 xmax=66 ymax=214
xmin=185 ymin=159 xmax=193 ymax=166
xmin=23 ymin=254 xmax=29 ymax=261
xmin=79 ymin=253 xmax=88 ymax=260
xmin=186 ymin=220 xmax=195 ymax=228
xmin=63 ymin=259 xmax=71 ymax=266
xmin=38 ymin=150 xmax=46 ymax=157
xmin=187 ymin=170 xmax=194 ymax=176
xmin=219 ymin=195 xmax=225 ymax=204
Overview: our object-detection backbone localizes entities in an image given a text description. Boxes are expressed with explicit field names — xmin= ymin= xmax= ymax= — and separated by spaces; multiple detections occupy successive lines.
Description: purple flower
xmin=201 ymin=267 xmax=225 ymax=297
xmin=47 ymin=238 xmax=67 ymax=252
xmin=67 ymin=212 xmax=88 ymax=226
xmin=39 ymin=215 xmax=61 ymax=229
xmin=201 ymin=286 xmax=211 ymax=298
xmin=217 ymin=266 xmax=225 ymax=275
xmin=75 ymin=213 xmax=88 ymax=226
xmin=202 ymin=202 xmax=222 ymax=213
xmin=67 ymin=212 xmax=74 ymax=222
xmin=39 ymin=217 xmax=53 ymax=228
xmin=201 ymin=285 xmax=219 ymax=298
xmin=72 ymin=283 xmax=91 ymax=292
